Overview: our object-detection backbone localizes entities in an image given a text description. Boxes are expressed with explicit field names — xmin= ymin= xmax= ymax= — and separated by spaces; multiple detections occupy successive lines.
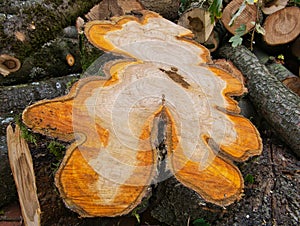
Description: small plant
xmin=47 ymin=140 xmax=65 ymax=161
xmin=66 ymin=77 xmax=79 ymax=92
xmin=229 ymin=24 xmax=246 ymax=47
xmin=131 ymin=196 xmax=150 ymax=224
xmin=48 ymin=141 xmax=66 ymax=173
xmin=244 ymin=173 xmax=255 ymax=184
xmin=290 ymin=0 xmax=300 ymax=6
xmin=208 ymin=0 xmax=223 ymax=23
xmin=193 ymin=218 xmax=210 ymax=226
xmin=15 ymin=114 xmax=37 ymax=145
xmin=227 ymin=0 xmax=264 ymax=48
xmin=132 ymin=210 xmax=141 ymax=224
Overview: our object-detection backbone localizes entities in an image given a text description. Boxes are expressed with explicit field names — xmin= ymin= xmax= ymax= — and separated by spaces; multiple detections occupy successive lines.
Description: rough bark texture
xmin=253 ymin=47 xmax=300 ymax=96
xmin=0 ymin=37 xmax=81 ymax=85
xmin=0 ymin=0 xmax=103 ymax=60
xmin=218 ymin=45 xmax=300 ymax=157
xmin=84 ymin=0 xmax=144 ymax=21
xmin=0 ymin=29 xmax=102 ymax=85
xmin=0 ymin=74 xmax=80 ymax=115
xmin=139 ymin=0 xmax=180 ymax=20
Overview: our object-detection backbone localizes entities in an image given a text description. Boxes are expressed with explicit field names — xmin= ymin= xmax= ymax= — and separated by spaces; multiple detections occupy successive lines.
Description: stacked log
xmin=1 ymin=1 xmax=300 ymax=225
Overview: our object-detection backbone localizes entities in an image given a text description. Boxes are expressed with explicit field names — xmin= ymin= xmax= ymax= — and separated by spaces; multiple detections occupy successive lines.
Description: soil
xmin=1 ymin=112 xmax=299 ymax=226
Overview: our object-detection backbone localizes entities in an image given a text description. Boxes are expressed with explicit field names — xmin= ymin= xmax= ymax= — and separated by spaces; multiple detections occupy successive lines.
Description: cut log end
xmin=261 ymin=0 xmax=289 ymax=15
xmin=263 ymin=7 xmax=300 ymax=45
xmin=221 ymin=0 xmax=257 ymax=35
xmin=0 ymin=54 xmax=21 ymax=76
xmin=178 ymin=8 xmax=214 ymax=43
xmin=22 ymin=11 xmax=262 ymax=217
xmin=66 ymin=53 xmax=75 ymax=66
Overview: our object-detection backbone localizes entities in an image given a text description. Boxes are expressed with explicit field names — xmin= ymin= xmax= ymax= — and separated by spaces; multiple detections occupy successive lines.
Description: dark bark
xmin=253 ymin=47 xmax=300 ymax=96
xmin=1 ymin=37 xmax=81 ymax=85
xmin=139 ymin=0 xmax=180 ymax=20
xmin=0 ymin=29 xmax=102 ymax=86
xmin=0 ymin=0 xmax=103 ymax=60
xmin=0 ymin=74 xmax=80 ymax=115
xmin=217 ymin=45 xmax=300 ymax=157
xmin=151 ymin=135 xmax=300 ymax=226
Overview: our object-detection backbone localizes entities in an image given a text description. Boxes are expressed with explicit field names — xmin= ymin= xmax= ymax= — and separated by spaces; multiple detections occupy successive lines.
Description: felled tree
xmin=22 ymin=10 xmax=262 ymax=217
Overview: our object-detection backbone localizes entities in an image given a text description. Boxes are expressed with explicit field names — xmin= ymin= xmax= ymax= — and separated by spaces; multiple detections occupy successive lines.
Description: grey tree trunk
xmin=218 ymin=45 xmax=300 ymax=157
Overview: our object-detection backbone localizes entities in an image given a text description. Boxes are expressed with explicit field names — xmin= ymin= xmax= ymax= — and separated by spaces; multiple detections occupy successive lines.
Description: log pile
xmin=1 ymin=0 xmax=300 ymax=225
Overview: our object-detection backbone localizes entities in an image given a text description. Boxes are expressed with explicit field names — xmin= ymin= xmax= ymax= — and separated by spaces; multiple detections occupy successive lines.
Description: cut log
xmin=7 ymin=124 xmax=41 ymax=226
xmin=0 ymin=74 xmax=80 ymax=115
xmin=218 ymin=45 xmax=300 ymax=157
xmin=0 ymin=0 xmax=103 ymax=59
xmin=0 ymin=30 xmax=103 ymax=86
xmin=151 ymin=135 xmax=300 ymax=225
xmin=253 ymin=47 xmax=300 ymax=96
xmin=0 ymin=34 xmax=102 ymax=86
xmin=0 ymin=0 xmax=105 ymax=85
xmin=22 ymin=10 xmax=261 ymax=217
xmin=0 ymin=124 xmax=297 ymax=225
xmin=261 ymin=0 xmax=289 ymax=15
xmin=263 ymin=7 xmax=300 ymax=45
xmin=0 ymin=55 xmax=21 ymax=77
xmin=221 ymin=0 xmax=257 ymax=35
xmin=84 ymin=0 xmax=144 ymax=21
xmin=178 ymin=7 xmax=214 ymax=43
xmin=139 ymin=0 xmax=180 ymax=20
xmin=213 ymin=59 xmax=245 ymax=84
xmin=0 ymin=37 xmax=81 ymax=85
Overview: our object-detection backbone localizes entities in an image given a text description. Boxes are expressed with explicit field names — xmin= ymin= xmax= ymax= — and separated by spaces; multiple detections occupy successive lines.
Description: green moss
xmin=47 ymin=140 xmax=66 ymax=173
xmin=66 ymin=77 xmax=79 ymax=91
xmin=47 ymin=141 xmax=66 ymax=161
xmin=131 ymin=196 xmax=151 ymax=223
xmin=15 ymin=114 xmax=37 ymax=145
xmin=193 ymin=218 xmax=210 ymax=226
xmin=79 ymin=33 xmax=104 ymax=72
xmin=244 ymin=174 xmax=255 ymax=184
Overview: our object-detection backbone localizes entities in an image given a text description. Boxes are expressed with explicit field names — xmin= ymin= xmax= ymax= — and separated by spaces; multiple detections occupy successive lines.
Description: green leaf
xmin=255 ymin=23 xmax=265 ymax=35
xmin=246 ymin=0 xmax=255 ymax=4
xmin=245 ymin=174 xmax=255 ymax=184
xmin=229 ymin=2 xmax=246 ymax=26
xmin=229 ymin=24 xmax=246 ymax=47
xmin=229 ymin=35 xmax=243 ymax=47
xmin=133 ymin=212 xmax=140 ymax=223
xmin=208 ymin=0 xmax=223 ymax=23
xmin=235 ymin=24 xmax=246 ymax=36
xmin=193 ymin=218 xmax=210 ymax=226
